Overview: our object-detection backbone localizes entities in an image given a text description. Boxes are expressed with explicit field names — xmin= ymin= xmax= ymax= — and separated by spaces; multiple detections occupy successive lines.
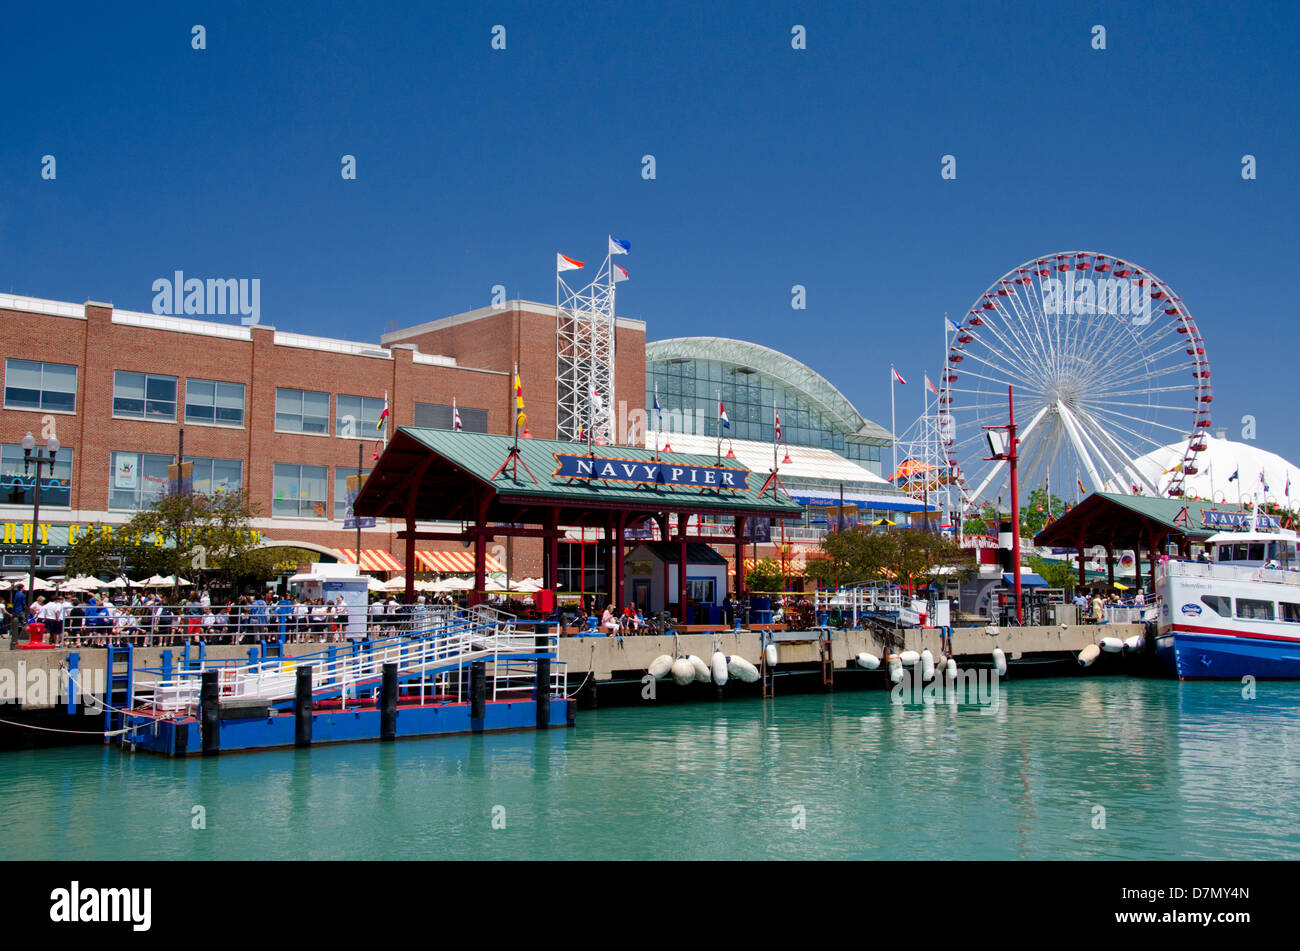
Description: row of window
xmin=1200 ymin=594 xmax=1300 ymax=623
xmin=5 ymin=360 xmax=488 ymax=439
xmin=1 ymin=443 xmax=375 ymax=520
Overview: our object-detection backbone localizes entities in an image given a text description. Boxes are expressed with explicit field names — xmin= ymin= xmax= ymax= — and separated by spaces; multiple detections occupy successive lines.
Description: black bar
xmin=470 ymin=661 xmax=486 ymax=723
xmin=295 ymin=665 xmax=313 ymax=747
xmin=200 ymin=669 xmax=219 ymax=756
xmin=566 ymin=697 xmax=577 ymax=726
xmin=535 ymin=658 xmax=551 ymax=729
xmin=380 ymin=662 xmax=398 ymax=741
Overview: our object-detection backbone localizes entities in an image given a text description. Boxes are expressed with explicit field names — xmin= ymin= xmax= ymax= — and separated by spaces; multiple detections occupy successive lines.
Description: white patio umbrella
xmin=439 ymin=576 xmax=473 ymax=591
xmin=383 ymin=575 xmax=407 ymax=592
xmin=366 ymin=576 xmax=388 ymax=592
xmin=514 ymin=578 xmax=544 ymax=593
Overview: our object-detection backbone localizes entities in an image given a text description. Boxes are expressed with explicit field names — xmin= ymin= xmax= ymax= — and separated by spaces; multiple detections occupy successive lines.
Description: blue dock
xmin=115 ymin=615 xmax=572 ymax=756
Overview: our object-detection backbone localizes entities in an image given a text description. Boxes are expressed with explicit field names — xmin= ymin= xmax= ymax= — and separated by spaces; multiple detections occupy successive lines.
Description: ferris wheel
xmin=939 ymin=251 xmax=1213 ymax=516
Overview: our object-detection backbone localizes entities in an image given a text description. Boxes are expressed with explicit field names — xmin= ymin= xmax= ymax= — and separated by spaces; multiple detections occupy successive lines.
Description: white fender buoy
xmin=921 ymin=649 xmax=936 ymax=682
xmin=648 ymin=654 xmax=673 ymax=680
xmin=728 ymin=655 xmax=760 ymax=683
xmin=670 ymin=657 xmax=695 ymax=685
xmin=711 ymin=651 xmax=729 ymax=685
xmin=689 ymin=654 xmax=711 ymax=682
xmin=888 ymin=658 xmax=905 ymax=684
xmin=992 ymin=646 xmax=1008 ymax=676
xmin=1100 ymin=636 xmax=1124 ymax=653
xmin=945 ymin=657 xmax=957 ymax=683
xmin=765 ymin=643 xmax=778 ymax=667
xmin=1078 ymin=643 xmax=1101 ymax=667
xmin=1123 ymin=634 xmax=1146 ymax=652
xmin=855 ymin=652 xmax=880 ymax=670
xmin=899 ymin=650 xmax=921 ymax=666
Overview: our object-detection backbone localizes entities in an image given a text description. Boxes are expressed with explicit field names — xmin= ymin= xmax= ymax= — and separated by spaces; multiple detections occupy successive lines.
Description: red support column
xmin=471 ymin=492 xmax=489 ymax=606
xmin=546 ymin=507 xmax=559 ymax=592
xmin=1076 ymin=534 xmax=1088 ymax=587
xmin=734 ymin=515 xmax=747 ymax=604
xmin=677 ymin=512 xmax=688 ymax=623
xmin=615 ymin=512 xmax=627 ymax=610
xmin=404 ymin=514 xmax=416 ymax=605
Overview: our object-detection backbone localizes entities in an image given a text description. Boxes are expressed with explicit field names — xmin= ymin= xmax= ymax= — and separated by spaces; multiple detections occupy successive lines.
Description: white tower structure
xmin=556 ymin=241 xmax=624 ymax=443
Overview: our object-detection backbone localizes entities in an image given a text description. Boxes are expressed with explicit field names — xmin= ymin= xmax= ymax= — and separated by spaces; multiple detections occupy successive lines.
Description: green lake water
xmin=2 ymin=677 xmax=1296 ymax=860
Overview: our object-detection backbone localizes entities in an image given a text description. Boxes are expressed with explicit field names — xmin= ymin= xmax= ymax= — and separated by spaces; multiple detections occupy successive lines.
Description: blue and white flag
xmin=609 ymin=236 xmax=630 ymax=255
xmin=719 ymin=400 xmax=730 ymax=428
xmin=653 ymin=390 xmax=662 ymax=427
xmin=945 ymin=315 xmax=962 ymax=334
xmin=1228 ymin=467 xmax=1239 ymax=482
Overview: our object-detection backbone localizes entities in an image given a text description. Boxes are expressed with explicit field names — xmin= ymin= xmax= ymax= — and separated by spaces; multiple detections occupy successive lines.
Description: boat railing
xmin=133 ymin=620 xmax=562 ymax=713
xmin=1157 ymin=559 xmax=1300 ymax=587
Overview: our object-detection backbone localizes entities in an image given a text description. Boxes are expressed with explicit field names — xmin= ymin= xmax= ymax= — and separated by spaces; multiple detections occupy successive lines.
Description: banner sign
xmin=0 ymin=521 xmax=264 ymax=549
xmin=553 ymin=454 xmax=750 ymax=490
xmin=1201 ymin=510 xmax=1280 ymax=530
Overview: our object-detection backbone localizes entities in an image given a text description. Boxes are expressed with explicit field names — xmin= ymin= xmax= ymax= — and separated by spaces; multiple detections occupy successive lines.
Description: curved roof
xmin=646 ymin=337 xmax=891 ymax=441
xmin=1117 ymin=434 xmax=1300 ymax=503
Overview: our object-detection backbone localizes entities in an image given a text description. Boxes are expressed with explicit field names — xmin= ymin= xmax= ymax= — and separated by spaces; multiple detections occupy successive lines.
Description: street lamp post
xmin=21 ymin=431 xmax=60 ymax=601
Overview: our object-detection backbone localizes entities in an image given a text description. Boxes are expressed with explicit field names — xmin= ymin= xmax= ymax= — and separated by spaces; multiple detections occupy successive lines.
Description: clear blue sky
xmin=3 ymin=1 xmax=1297 ymax=462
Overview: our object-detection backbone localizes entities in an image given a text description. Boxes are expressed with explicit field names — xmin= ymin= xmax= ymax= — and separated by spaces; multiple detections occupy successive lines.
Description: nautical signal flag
xmin=557 ymin=253 xmax=584 ymax=272
xmin=1077 ymin=477 xmax=1086 ymax=494
xmin=453 ymin=399 xmax=462 ymax=432
xmin=1229 ymin=467 xmax=1239 ymax=482
xmin=515 ymin=374 xmax=526 ymax=429
xmin=892 ymin=367 xmax=907 ymax=385
xmin=719 ymin=401 xmax=730 ymax=428
xmin=945 ymin=315 xmax=962 ymax=334
xmin=925 ymin=374 xmax=939 ymax=395
xmin=376 ymin=404 xmax=389 ymax=431
xmin=1162 ymin=460 xmax=1183 ymax=475
xmin=609 ymin=236 xmax=630 ymax=255
xmin=775 ymin=408 xmax=781 ymax=440
xmin=614 ymin=264 xmax=629 ymax=283
xmin=588 ymin=383 xmax=603 ymax=413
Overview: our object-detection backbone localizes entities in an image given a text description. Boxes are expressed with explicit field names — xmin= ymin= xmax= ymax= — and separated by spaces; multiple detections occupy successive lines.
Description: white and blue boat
xmin=1154 ymin=526 xmax=1300 ymax=679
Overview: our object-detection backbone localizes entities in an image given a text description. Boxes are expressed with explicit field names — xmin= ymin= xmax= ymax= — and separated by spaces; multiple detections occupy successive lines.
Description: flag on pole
xmin=376 ymin=404 xmax=389 ymax=431
xmin=514 ymin=374 xmax=526 ymax=429
xmin=557 ymin=253 xmax=584 ymax=272
xmin=1261 ymin=470 xmax=1270 ymax=492
xmin=452 ymin=398 xmax=462 ymax=432
xmin=945 ymin=315 xmax=961 ymax=334
xmin=588 ymin=383 xmax=603 ymax=414
xmin=892 ymin=367 xmax=907 ymax=385
xmin=1229 ymin=467 xmax=1239 ymax=482
xmin=653 ymin=390 xmax=662 ymax=429
xmin=609 ymin=236 xmax=630 ymax=255
xmin=613 ymin=264 xmax=628 ymax=283
xmin=774 ymin=407 xmax=782 ymax=441
xmin=925 ymin=374 xmax=939 ymax=395
xmin=719 ymin=400 xmax=730 ymax=429
xmin=1077 ymin=477 xmax=1086 ymax=494
xmin=1162 ymin=460 xmax=1183 ymax=475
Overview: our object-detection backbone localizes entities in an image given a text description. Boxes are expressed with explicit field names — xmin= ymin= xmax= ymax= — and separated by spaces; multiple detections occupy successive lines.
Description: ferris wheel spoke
xmin=987 ymin=297 xmax=1052 ymax=378
xmin=945 ymin=360 xmax=1044 ymax=396
xmin=1073 ymin=410 xmax=1162 ymax=494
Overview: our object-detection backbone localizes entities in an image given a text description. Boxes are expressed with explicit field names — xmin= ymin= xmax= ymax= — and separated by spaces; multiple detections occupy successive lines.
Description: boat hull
xmin=1156 ymin=625 xmax=1300 ymax=680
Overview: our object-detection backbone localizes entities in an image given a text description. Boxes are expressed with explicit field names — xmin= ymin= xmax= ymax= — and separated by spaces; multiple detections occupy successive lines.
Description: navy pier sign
xmin=553 ymin=453 xmax=750 ymax=490
xmin=1202 ymin=509 xmax=1280 ymax=530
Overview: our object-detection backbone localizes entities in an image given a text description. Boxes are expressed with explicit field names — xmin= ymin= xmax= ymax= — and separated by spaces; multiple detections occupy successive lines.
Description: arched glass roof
xmin=646 ymin=337 xmax=891 ymax=441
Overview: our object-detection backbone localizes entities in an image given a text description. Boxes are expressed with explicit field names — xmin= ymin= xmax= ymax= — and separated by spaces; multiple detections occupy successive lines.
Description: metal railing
xmin=1157 ymin=559 xmax=1300 ymax=587
xmin=132 ymin=619 xmax=564 ymax=714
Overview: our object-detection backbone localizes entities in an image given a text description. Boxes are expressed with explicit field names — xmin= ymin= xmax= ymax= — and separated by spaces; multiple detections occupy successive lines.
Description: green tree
xmin=1029 ymin=555 xmax=1076 ymax=590
xmin=64 ymin=525 xmax=130 ymax=578
xmin=745 ymin=557 xmax=784 ymax=592
xmin=891 ymin=529 xmax=975 ymax=592
xmin=805 ymin=526 xmax=897 ymax=588
xmin=1022 ymin=488 xmax=1066 ymax=539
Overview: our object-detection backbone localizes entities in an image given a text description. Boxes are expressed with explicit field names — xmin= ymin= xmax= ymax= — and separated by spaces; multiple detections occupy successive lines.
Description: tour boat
xmin=1153 ymin=526 xmax=1300 ymax=679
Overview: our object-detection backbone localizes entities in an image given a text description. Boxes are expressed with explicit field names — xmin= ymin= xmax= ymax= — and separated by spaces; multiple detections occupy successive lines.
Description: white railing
xmin=1157 ymin=560 xmax=1300 ymax=588
xmin=135 ymin=621 xmax=561 ymax=713
xmin=1103 ymin=603 xmax=1159 ymax=625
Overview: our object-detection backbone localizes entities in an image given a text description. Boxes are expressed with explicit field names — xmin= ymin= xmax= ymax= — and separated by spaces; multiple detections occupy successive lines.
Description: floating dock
xmin=112 ymin=617 xmax=572 ymax=756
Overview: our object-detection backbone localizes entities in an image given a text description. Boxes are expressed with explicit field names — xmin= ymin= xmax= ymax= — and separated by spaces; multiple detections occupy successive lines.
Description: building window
xmin=1236 ymin=598 xmax=1275 ymax=621
xmin=334 ymin=468 xmax=372 ymax=518
xmin=275 ymin=388 xmax=330 ymax=435
xmin=273 ymin=463 xmax=328 ymax=518
xmin=113 ymin=371 xmax=178 ymax=421
xmin=185 ymin=379 xmax=245 ymax=427
xmin=185 ymin=456 xmax=243 ymax=496
xmin=0 ymin=444 xmax=74 ymax=507
xmin=557 ymin=542 xmax=605 ymax=595
xmin=109 ymin=451 xmax=175 ymax=510
xmin=4 ymin=359 xmax=77 ymax=413
xmin=413 ymin=402 xmax=489 ymax=433
xmin=687 ymin=577 xmax=717 ymax=604
xmin=335 ymin=395 xmax=387 ymax=437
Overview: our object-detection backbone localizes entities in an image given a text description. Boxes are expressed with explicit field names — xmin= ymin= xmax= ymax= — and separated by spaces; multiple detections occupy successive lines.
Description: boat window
xmin=1281 ymin=602 xmax=1300 ymax=624
xmin=1216 ymin=546 xmax=1230 ymax=561
xmin=1200 ymin=595 xmax=1232 ymax=616
xmin=1248 ymin=544 xmax=1266 ymax=562
xmin=1236 ymin=598 xmax=1275 ymax=621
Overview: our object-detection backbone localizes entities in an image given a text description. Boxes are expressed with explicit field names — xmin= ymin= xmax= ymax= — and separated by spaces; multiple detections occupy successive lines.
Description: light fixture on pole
xmin=20 ymin=431 xmax=60 ymax=603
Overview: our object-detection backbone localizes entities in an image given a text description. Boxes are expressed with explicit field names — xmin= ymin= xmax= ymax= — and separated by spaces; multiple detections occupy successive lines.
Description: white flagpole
xmin=716 ymin=388 xmax=723 ymax=464
xmin=890 ymin=365 xmax=897 ymax=479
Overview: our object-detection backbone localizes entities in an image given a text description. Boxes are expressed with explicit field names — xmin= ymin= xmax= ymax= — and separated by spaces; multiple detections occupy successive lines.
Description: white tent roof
xmin=652 ymin=431 xmax=894 ymax=488
xmin=1124 ymin=434 xmax=1300 ymax=505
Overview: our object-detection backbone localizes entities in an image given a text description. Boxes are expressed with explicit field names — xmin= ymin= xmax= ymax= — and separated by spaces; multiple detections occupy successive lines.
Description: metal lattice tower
xmin=556 ymin=250 xmax=618 ymax=443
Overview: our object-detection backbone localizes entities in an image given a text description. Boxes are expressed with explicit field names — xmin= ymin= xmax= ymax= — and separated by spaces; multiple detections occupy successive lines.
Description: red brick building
xmin=0 ymin=292 xmax=645 ymax=581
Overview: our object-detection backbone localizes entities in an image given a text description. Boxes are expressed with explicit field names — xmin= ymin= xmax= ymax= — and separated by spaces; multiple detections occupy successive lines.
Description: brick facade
xmin=0 ymin=295 xmax=646 ymax=577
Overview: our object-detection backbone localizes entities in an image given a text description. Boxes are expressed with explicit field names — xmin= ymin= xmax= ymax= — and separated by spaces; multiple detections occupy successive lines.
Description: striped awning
xmin=336 ymin=548 xmax=405 ymax=572
xmin=738 ymin=556 xmax=808 ymax=577
xmin=413 ymin=550 xmax=505 ymax=574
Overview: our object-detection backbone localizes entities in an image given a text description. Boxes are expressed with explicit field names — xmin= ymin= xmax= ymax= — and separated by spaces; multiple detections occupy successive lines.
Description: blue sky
xmin=4 ymin=1 xmax=1297 ymax=466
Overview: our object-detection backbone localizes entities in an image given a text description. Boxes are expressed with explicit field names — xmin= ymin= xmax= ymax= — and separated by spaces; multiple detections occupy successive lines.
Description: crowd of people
xmin=1072 ymin=587 xmax=1147 ymax=624
xmin=0 ymin=584 xmax=458 ymax=648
